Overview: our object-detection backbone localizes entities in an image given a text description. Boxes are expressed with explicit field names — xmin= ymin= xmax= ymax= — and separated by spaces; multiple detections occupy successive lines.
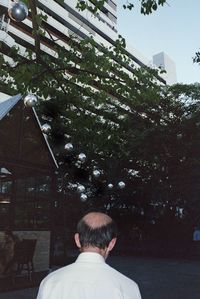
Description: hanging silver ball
xmin=24 ymin=94 xmax=37 ymax=107
xmin=93 ymin=170 xmax=101 ymax=178
xmin=107 ymin=183 xmax=113 ymax=189
xmin=64 ymin=143 xmax=73 ymax=152
xmin=118 ymin=181 xmax=125 ymax=189
xmin=77 ymin=184 xmax=85 ymax=193
xmin=78 ymin=153 xmax=86 ymax=163
xmin=41 ymin=123 xmax=51 ymax=134
xmin=75 ymin=161 xmax=82 ymax=168
xmin=80 ymin=193 xmax=87 ymax=202
xmin=8 ymin=1 xmax=28 ymax=22
xmin=177 ymin=133 xmax=182 ymax=140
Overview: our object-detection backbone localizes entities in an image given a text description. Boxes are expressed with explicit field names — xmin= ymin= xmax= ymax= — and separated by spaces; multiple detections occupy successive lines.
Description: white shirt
xmin=36 ymin=252 xmax=142 ymax=299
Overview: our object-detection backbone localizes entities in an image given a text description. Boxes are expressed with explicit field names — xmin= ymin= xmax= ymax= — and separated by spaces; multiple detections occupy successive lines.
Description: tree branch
xmin=29 ymin=0 xmax=41 ymax=60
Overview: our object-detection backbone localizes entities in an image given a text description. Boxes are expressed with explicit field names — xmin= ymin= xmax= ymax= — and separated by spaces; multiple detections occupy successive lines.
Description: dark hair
xmin=77 ymin=217 xmax=118 ymax=249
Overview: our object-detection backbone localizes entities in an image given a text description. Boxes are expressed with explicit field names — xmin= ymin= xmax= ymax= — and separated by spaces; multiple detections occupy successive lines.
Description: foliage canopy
xmin=1 ymin=0 xmax=200 ymax=237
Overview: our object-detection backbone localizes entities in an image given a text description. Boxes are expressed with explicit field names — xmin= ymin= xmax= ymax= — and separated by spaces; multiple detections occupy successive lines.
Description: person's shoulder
xmin=41 ymin=263 xmax=75 ymax=285
xmin=37 ymin=264 xmax=76 ymax=299
xmin=105 ymin=264 xmax=141 ymax=298
xmin=106 ymin=263 xmax=139 ymax=289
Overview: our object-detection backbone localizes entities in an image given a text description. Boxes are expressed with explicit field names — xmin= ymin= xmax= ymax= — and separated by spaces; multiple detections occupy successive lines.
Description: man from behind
xmin=36 ymin=211 xmax=142 ymax=299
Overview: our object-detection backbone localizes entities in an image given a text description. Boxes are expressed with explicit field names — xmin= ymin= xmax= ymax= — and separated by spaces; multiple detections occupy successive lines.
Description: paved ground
xmin=1 ymin=256 xmax=200 ymax=299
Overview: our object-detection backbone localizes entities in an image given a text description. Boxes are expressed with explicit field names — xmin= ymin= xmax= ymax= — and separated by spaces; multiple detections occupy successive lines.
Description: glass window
xmin=37 ymin=176 xmax=51 ymax=199
xmin=14 ymin=201 xmax=50 ymax=229
xmin=0 ymin=180 xmax=12 ymax=194
xmin=16 ymin=176 xmax=51 ymax=201
xmin=0 ymin=204 xmax=10 ymax=228
xmin=16 ymin=177 xmax=35 ymax=200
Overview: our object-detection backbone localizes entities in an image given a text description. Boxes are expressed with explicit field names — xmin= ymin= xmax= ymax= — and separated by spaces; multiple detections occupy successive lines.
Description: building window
xmin=107 ymin=0 xmax=117 ymax=11
xmin=0 ymin=204 xmax=10 ymax=228
xmin=14 ymin=201 xmax=51 ymax=229
xmin=15 ymin=176 xmax=51 ymax=202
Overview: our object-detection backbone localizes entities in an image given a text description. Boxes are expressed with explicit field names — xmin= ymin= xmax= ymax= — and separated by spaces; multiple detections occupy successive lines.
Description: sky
xmin=117 ymin=0 xmax=200 ymax=84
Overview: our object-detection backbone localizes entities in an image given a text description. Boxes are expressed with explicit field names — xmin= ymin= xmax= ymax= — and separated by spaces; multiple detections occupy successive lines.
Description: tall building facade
xmin=0 ymin=0 xmax=165 ymax=84
xmin=153 ymin=52 xmax=177 ymax=85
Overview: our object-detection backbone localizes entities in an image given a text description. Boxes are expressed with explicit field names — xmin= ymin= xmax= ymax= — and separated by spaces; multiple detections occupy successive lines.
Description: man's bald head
xmin=82 ymin=212 xmax=113 ymax=229
xmin=76 ymin=212 xmax=118 ymax=250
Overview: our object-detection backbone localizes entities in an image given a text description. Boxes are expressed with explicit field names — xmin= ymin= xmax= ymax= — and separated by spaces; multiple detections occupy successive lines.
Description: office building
xmin=153 ymin=51 xmax=177 ymax=85
xmin=0 ymin=0 xmax=165 ymax=84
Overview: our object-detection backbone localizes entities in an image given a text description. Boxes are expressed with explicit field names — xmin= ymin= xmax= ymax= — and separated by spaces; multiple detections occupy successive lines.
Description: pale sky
xmin=117 ymin=0 xmax=200 ymax=84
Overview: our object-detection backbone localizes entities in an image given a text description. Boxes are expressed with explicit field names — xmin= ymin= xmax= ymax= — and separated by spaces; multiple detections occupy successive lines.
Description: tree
xmin=0 ymin=1 xmax=164 ymax=179
xmin=77 ymin=0 xmax=167 ymax=15
xmin=1 ymin=0 xmax=200 ymax=240
xmin=77 ymin=0 xmax=200 ymax=68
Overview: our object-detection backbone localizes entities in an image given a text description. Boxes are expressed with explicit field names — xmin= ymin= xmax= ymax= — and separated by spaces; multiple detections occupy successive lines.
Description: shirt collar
xmin=75 ymin=252 xmax=106 ymax=264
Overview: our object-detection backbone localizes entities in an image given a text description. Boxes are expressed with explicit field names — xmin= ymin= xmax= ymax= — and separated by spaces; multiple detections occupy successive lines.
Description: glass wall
xmin=0 ymin=174 xmax=12 ymax=229
xmin=0 ymin=175 xmax=53 ymax=230
xmin=0 ymin=100 xmax=57 ymax=231
xmin=14 ymin=175 xmax=52 ymax=229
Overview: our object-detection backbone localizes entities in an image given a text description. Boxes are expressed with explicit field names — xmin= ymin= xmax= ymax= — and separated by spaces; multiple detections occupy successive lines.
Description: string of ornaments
xmin=23 ymin=93 xmax=126 ymax=202
xmin=7 ymin=1 xmax=133 ymax=202
xmin=64 ymin=142 xmax=126 ymax=202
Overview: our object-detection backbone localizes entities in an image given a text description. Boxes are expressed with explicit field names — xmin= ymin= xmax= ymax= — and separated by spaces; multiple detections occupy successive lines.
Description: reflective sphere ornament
xmin=107 ymin=183 xmax=113 ymax=190
xmin=78 ymin=153 xmax=86 ymax=163
xmin=80 ymin=193 xmax=87 ymax=202
xmin=41 ymin=123 xmax=51 ymax=134
xmin=118 ymin=181 xmax=125 ymax=189
xmin=77 ymin=184 xmax=85 ymax=193
xmin=64 ymin=143 xmax=73 ymax=152
xmin=75 ymin=161 xmax=82 ymax=168
xmin=8 ymin=1 xmax=28 ymax=22
xmin=24 ymin=94 xmax=37 ymax=107
xmin=93 ymin=170 xmax=101 ymax=178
